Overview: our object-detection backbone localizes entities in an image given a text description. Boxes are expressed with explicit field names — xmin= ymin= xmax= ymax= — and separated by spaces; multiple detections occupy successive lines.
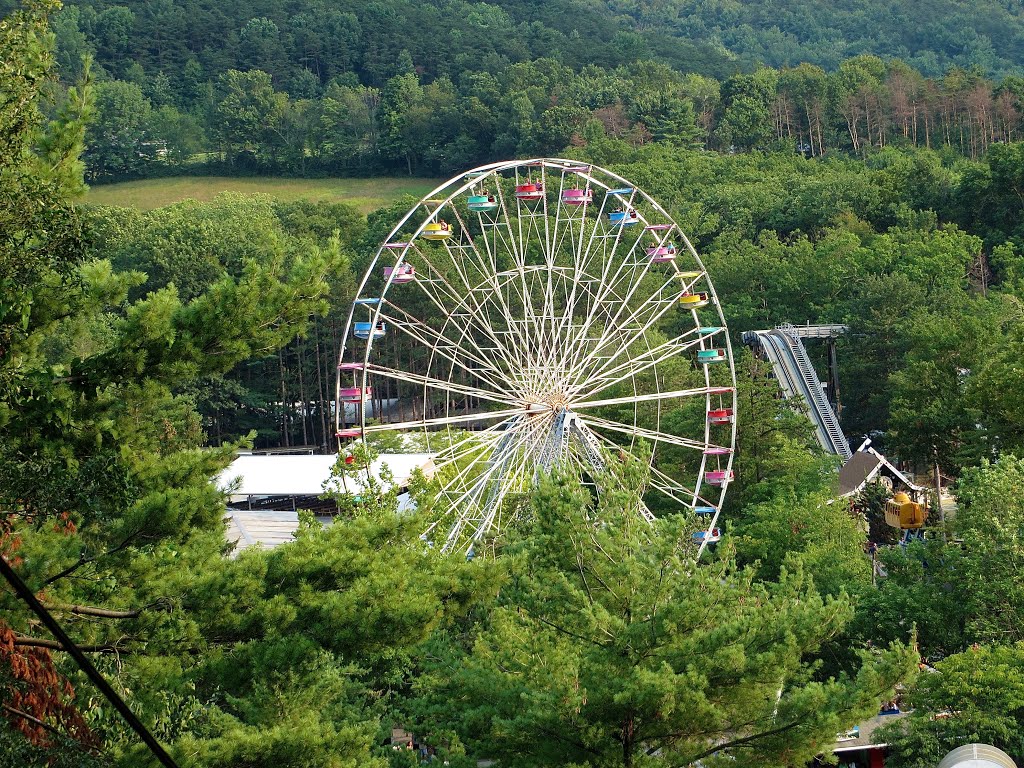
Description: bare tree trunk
xmin=298 ymin=342 xmax=310 ymax=446
xmin=278 ymin=348 xmax=290 ymax=447
xmin=314 ymin=324 xmax=329 ymax=451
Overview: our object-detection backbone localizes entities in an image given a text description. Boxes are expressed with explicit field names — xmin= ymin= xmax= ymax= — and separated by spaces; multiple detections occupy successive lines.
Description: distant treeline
xmin=41 ymin=0 xmax=1024 ymax=85
xmin=16 ymin=0 xmax=1020 ymax=180
xmin=79 ymin=55 xmax=1024 ymax=181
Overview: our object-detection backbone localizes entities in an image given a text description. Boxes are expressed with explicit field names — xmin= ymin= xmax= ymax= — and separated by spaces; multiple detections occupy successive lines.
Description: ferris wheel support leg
xmin=534 ymin=408 xmax=569 ymax=483
xmin=568 ymin=416 xmax=657 ymax=524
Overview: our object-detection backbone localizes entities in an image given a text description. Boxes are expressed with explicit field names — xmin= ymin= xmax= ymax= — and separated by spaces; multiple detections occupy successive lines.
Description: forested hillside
xmin=18 ymin=0 xmax=1023 ymax=180
xmin=32 ymin=0 xmax=1024 ymax=83
xmin=611 ymin=0 xmax=1024 ymax=76
xmin=7 ymin=1 xmax=1024 ymax=767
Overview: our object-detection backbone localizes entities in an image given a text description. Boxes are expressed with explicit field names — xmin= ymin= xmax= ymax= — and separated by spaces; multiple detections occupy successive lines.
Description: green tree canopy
xmin=412 ymin=459 xmax=916 ymax=768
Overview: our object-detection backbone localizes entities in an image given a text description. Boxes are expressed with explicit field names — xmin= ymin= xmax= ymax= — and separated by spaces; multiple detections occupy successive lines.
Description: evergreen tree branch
xmin=673 ymin=719 xmax=803 ymax=765
xmin=13 ymin=633 xmax=128 ymax=654
xmin=44 ymin=600 xmax=172 ymax=619
xmin=42 ymin=530 xmax=143 ymax=586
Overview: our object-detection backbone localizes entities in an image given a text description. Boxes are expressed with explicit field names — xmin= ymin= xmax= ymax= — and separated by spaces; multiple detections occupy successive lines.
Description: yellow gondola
xmin=679 ymin=292 xmax=710 ymax=308
xmin=885 ymin=492 xmax=928 ymax=530
xmin=422 ymin=221 xmax=453 ymax=241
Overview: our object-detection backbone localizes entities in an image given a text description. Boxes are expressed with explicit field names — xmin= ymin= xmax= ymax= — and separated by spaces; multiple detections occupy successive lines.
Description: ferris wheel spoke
xmin=566 ymin=421 xmax=657 ymax=524
xmin=363 ymin=363 xmax=521 ymax=408
xmin=426 ymin=417 xmax=520 ymax=469
xmin=440 ymin=416 xmax=550 ymax=550
xmin=404 ymin=251 xmax=526 ymax=376
xmin=572 ymin=386 xmax=726 ymax=410
xmin=648 ymin=477 xmax=701 ymax=509
xmin=426 ymin=437 xmax=512 ymax=545
xmin=560 ymin=264 xmax=647 ymax=380
xmin=567 ymin=198 xmax=668 ymax=335
xmin=429 ymin=450 xmax=501 ymax=550
xmin=550 ymin=273 xmax=619 ymax=380
xmin=444 ymin=206 xmax=503 ymax=279
xmin=578 ymin=413 xmax=721 ymax=452
xmin=585 ymin=233 xmax=656 ymax=313
xmin=540 ymin=270 xmax=600 ymax=391
xmin=548 ymin=216 xmax=596 ymax=358
xmin=510 ymin=272 xmax=552 ymax=391
xmin=466 ymin=439 xmax=532 ymax=545
xmin=375 ymin=304 xmax=516 ymax=394
xmin=606 ymin=269 xmax=704 ymax=337
xmin=575 ymin=183 xmax=631 ymax=272
xmin=570 ymin=331 xmax=712 ymax=401
xmin=402 ymin=238 xmax=504 ymax=332
xmin=429 ymin=431 xmax=510 ymax=488
xmin=493 ymin=177 xmax=529 ymax=270
xmin=444 ymin=207 xmax=535 ymax=356
xmin=567 ymin=289 xmax=685 ymax=387
xmin=532 ymin=408 xmax=578 ymax=481
xmin=549 ymin=171 xmax=584 ymax=259
xmin=584 ymin=432 xmax=712 ymax=515
xmin=588 ymin=242 xmax=677 ymax=346
xmin=522 ymin=269 xmax=570 ymax=394
xmin=647 ymin=464 xmax=721 ymax=511
xmin=361 ymin=407 xmax=529 ymax=434
xmin=566 ymin=266 xmax=679 ymax=361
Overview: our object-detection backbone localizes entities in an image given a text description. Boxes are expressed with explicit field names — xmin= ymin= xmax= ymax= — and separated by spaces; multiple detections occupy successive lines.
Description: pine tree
xmin=412 ymin=457 xmax=916 ymax=768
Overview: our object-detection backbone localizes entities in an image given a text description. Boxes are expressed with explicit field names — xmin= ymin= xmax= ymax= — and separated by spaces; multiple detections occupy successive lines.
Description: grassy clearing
xmin=84 ymin=176 xmax=443 ymax=214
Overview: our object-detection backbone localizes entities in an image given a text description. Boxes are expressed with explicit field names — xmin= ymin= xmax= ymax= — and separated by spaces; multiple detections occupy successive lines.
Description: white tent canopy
xmin=218 ymin=452 xmax=435 ymax=499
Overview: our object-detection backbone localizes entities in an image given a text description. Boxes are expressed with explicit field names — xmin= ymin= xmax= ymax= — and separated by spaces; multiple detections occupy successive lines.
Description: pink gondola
xmin=646 ymin=244 xmax=676 ymax=263
xmin=384 ymin=264 xmax=415 ymax=284
xmin=704 ymin=469 xmax=734 ymax=487
xmin=703 ymin=447 xmax=732 ymax=456
xmin=561 ymin=188 xmax=592 ymax=205
xmin=339 ymin=386 xmax=372 ymax=402
xmin=336 ymin=427 xmax=362 ymax=439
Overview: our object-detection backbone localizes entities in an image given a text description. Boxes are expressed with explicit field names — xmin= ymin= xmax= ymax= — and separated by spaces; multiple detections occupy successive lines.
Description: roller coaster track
xmin=743 ymin=326 xmax=852 ymax=461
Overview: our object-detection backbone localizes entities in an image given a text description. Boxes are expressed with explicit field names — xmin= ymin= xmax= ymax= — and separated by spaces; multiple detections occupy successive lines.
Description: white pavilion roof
xmin=218 ymin=452 xmax=435 ymax=498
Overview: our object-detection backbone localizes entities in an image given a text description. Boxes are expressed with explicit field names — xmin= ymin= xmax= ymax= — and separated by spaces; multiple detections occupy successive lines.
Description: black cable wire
xmin=0 ymin=554 xmax=180 ymax=768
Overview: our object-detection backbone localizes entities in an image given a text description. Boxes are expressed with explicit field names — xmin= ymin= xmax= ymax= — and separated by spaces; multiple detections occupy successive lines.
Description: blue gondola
xmin=354 ymin=321 xmax=386 ymax=340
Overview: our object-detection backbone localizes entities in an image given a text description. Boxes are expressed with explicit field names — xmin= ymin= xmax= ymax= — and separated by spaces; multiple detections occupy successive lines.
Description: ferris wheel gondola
xmin=335 ymin=159 xmax=737 ymax=556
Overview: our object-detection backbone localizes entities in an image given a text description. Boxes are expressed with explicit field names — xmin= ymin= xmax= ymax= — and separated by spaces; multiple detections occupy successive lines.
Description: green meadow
xmin=85 ymin=176 xmax=443 ymax=213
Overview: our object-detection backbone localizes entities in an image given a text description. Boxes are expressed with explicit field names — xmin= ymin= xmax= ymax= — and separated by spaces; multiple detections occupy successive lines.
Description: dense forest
xmin=29 ymin=0 xmax=1024 ymax=82
xmin=6 ymin=0 xmax=1024 ymax=767
xmin=17 ymin=0 xmax=1024 ymax=179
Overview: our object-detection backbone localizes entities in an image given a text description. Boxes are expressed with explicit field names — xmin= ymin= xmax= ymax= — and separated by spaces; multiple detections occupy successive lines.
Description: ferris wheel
xmin=335 ymin=158 xmax=736 ymax=556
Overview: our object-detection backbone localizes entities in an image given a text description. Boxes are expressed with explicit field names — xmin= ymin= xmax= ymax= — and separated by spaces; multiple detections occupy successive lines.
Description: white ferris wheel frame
xmin=335 ymin=158 xmax=738 ymax=556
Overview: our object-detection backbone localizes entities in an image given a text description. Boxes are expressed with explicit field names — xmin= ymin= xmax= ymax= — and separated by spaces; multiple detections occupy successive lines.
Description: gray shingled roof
xmin=838 ymin=451 xmax=883 ymax=497
xmin=838 ymin=444 xmax=925 ymax=498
